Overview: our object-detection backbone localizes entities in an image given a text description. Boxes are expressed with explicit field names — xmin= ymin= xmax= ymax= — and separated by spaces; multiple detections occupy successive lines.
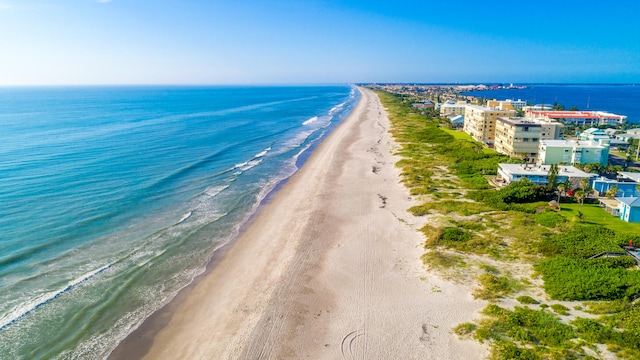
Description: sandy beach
xmin=111 ymin=87 xmax=487 ymax=359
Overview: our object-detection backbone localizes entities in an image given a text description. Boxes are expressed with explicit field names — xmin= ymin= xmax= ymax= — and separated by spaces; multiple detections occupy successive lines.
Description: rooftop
xmin=499 ymin=163 xmax=596 ymax=178
xmin=617 ymin=197 xmax=640 ymax=207
xmin=540 ymin=139 xmax=608 ymax=148
xmin=497 ymin=117 xmax=542 ymax=127
xmin=527 ymin=110 xmax=627 ymax=120
xmin=619 ymin=172 xmax=640 ymax=183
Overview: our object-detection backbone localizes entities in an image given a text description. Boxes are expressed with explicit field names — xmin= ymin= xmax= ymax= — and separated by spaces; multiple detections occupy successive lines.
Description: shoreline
xmin=111 ymin=87 xmax=486 ymax=359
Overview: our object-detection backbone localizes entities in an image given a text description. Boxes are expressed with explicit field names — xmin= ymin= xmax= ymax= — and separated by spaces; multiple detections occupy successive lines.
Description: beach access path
xmin=118 ymin=87 xmax=487 ymax=359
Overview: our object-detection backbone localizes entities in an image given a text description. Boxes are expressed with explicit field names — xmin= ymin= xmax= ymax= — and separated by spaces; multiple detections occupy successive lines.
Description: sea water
xmin=462 ymin=84 xmax=640 ymax=123
xmin=0 ymin=85 xmax=358 ymax=359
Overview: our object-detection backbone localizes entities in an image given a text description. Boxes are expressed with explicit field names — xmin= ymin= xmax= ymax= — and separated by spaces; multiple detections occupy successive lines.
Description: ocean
xmin=0 ymin=85 xmax=358 ymax=359
xmin=462 ymin=84 xmax=640 ymax=123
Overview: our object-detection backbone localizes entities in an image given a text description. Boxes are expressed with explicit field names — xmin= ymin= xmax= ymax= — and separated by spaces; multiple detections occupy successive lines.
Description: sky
xmin=1 ymin=0 xmax=639 ymax=85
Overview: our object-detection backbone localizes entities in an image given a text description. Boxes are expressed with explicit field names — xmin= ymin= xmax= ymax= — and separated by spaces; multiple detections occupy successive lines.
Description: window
xmin=565 ymin=149 xmax=569 ymax=152
xmin=532 ymin=138 xmax=539 ymax=141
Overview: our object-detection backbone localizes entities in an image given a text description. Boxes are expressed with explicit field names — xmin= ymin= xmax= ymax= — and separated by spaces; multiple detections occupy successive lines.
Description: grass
xmin=420 ymin=250 xmax=466 ymax=269
xmin=516 ymin=296 xmax=540 ymax=305
xmin=473 ymin=273 xmax=523 ymax=300
xmin=439 ymin=127 xmax=473 ymax=140
xmin=558 ymin=203 xmax=640 ymax=233
xmin=550 ymin=304 xmax=570 ymax=315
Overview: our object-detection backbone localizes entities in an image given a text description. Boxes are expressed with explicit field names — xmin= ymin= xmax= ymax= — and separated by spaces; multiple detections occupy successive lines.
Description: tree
xmin=574 ymin=189 xmax=586 ymax=209
xmin=579 ymin=178 xmax=590 ymax=191
xmin=569 ymin=106 xmax=579 ymax=111
xmin=583 ymin=164 xmax=594 ymax=174
xmin=546 ymin=164 xmax=559 ymax=192
xmin=605 ymin=185 xmax=619 ymax=199
xmin=557 ymin=183 xmax=566 ymax=206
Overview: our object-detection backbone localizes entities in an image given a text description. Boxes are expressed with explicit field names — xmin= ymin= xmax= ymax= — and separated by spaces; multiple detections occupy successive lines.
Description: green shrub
xmin=550 ymin=304 xmax=570 ymax=315
xmin=516 ymin=295 xmax=540 ymax=305
xmin=474 ymin=273 xmax=521 ymax=300
xmin=475 ymin=305 xmax=576 ymax=354
xmin=420 ymin=251 xmax=466 ymax=268
xmin=536 ymin=225 xmax=619 ymax=258
xmin=453 ymin=322 xmax=477 ymax=336
xmin=571 ymin=318 xmax=613 ymax=343
xmin=535 ymin=257 xmax=640 ymax=301
xmin=439 ymin=227 xmax=470 ymax=242
xmin=534 ymin=210 xmax=565 ymax=228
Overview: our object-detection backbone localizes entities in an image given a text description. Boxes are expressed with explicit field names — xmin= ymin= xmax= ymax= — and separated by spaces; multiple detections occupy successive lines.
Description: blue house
xmin=591 ymin=177 xmax=639 ymax=197
xmin=617 ymin=197 xmax=640 ymax=223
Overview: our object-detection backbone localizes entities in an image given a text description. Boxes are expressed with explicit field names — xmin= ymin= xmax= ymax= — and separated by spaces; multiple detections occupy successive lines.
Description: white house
xmin=497 ymin=163 xmax=595 ymax=186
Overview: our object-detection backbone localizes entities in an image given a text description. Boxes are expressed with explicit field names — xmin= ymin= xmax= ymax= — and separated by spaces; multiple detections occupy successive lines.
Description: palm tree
xmin=557 ymin=183 xmax=565 ymax=206
xmin=575 ymin=189 xmax=586 ymax=209
xmin=579 ymin=178 xmax=589 ymax=191
xmin=605 ymin=185 xmax=619 ymax=199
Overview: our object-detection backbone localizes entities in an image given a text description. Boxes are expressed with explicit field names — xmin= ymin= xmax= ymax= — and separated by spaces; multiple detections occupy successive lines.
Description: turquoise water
xmin=0 ymin=85 xmax=358 ymax=359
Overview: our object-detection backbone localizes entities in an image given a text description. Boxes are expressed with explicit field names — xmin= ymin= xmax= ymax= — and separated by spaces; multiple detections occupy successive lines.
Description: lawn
xmin=558 ymin=202 xmax=640 ymax=233
xmin=439 ymin=128 xmax=501 ymax=155
xmin=440 ymin=127 xmax=471 ymax=140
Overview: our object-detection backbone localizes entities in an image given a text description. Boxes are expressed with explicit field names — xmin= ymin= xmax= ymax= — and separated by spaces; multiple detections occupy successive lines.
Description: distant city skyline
xmin=1 ymin=0 xmax=639 ymax=85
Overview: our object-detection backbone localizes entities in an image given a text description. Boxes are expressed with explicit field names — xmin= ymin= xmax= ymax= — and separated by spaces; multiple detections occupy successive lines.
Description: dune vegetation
xmin=376 ymin=89 xmax=640 ymax=359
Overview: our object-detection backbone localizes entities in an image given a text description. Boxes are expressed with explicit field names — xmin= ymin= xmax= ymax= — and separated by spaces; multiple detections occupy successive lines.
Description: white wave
xmin=178 ymin=212 xmax=192 ymax=224
xmin=0 ymin=264 xmax=111 ymax=331
xmin=302 ymin=116 xmax=318 ymax=126
xmin=233 ymin=160 xmax=248 ymax=169
xmin=239 ymin=159 xmax=263 ymax=171
xmin=328 ymin=102 xmax=345 ymax=115
xmin=272 ymin=130 xmax=315 ymax=156
xmin=254 ymin=147 xmax=271 ymax=158
xmin=205 ymin=185 xmax=229 ymax=197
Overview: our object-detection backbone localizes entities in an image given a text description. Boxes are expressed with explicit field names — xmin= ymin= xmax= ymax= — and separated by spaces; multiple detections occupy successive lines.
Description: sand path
xmin=120 ymin=87 xmax=487 ymax=359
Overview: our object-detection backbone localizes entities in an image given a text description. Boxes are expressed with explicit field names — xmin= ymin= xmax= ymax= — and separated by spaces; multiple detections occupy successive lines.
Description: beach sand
xmin=111 ymin=87 xmax=487 ymax=359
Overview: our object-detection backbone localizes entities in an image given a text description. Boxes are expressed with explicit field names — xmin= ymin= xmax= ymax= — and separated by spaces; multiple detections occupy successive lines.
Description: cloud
xmin=97 ymin=0 xmax=112 ymax=3
xmin=0 ymin=4 xmax=11 ymax=9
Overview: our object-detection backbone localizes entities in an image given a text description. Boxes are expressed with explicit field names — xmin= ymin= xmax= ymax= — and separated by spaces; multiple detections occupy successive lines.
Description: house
xmin=579 ymin=128 xmax=611 ymax=142
xmin=591 ymin=177 xmax=639 ymax=197
xmin=537 ymin=139 xmax=609 ymax=166
xmin=446 ymin=114 xmax=464 ymax=128
xmin=615 ymin=132 xmax=640 ymax=142
xmin=619 ymin=172 xmax=640 ymax=183
xmin=496 ymin=163 xmax=595 ymax=186
xmin=486 ymin=99 xmax=527 ymax=111
xmin=412 ymin=100 xmax=434 ymax=109
xmin=617 ymin=197 xmax=640 ymax=222
xmin=440 ymin=101 xmax=466 ymax=116
xmin=523 ymin=104 xmax=554 ymax=111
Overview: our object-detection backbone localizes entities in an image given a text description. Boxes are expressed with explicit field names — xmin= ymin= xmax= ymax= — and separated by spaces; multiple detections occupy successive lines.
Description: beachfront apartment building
xmin=463 ymin=105 xmax=515 ymax=144
xmin=537 ymin=139 xmax=610 ymax=166
xmin=496 ymin=163 xmax=595 ymax=186
xmin=494 ymin=117 xmax=563 ymax=162
xmin=440 ymin=101 xmax=467 ymax=116
xmin=525 ymin=110 xmax=627 ymax=126
xmin=486 ymin=99 xmax=527 ymax=111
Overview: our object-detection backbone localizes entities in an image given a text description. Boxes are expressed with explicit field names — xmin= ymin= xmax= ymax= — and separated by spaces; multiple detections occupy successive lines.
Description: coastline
xmin=111 ymin=87 xmax=486 ymax=359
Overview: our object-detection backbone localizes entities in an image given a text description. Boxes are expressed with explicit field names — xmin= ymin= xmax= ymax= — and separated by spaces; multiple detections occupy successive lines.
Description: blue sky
xmin=1 ymin=0 xmax=639 ymax=85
